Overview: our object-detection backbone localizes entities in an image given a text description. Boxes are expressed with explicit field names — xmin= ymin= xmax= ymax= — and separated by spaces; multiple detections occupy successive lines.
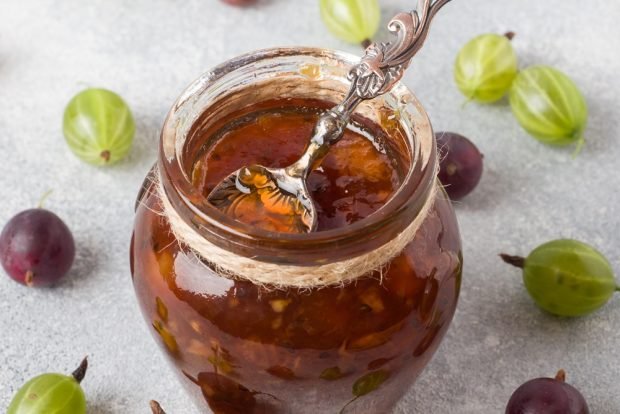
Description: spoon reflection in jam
xmin=207 ymin=0 xmax=453 ymax=233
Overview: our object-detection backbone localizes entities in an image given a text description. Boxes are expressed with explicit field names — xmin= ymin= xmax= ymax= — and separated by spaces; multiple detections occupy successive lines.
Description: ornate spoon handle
xmin=337 ymin=0 xmax=452 ymax=115
xmin=285 ymin=0 xmax=452 ymax=178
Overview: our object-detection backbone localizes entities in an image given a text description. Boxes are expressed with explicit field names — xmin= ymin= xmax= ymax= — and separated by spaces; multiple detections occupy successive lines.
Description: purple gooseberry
xmin=436 ymin=131 xmax=483 ymax=200
xmin=506 ymin=370 xmax=589 ymax=414
xmin=0 ymin=208 xmax=75 ymax=287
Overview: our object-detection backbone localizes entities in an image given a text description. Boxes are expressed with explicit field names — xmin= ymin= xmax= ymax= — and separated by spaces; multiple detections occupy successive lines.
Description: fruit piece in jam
xmin=131 ymin=99 xmax=462 ymax=413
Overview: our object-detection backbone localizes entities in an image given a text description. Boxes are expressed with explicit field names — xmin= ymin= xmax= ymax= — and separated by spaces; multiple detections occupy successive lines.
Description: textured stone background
xmin=1 ymin=0 xmax=619 ymax=413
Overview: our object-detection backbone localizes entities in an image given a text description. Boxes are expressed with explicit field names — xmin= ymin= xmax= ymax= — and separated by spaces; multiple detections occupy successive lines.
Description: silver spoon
xmin=208 ymin=0 xmax=452 ymax=233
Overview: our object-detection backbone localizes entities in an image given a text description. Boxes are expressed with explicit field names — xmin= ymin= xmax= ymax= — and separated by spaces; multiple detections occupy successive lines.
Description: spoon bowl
xmin=207 ymin=110 xmax=349 ymax=233
xmin=207 ymin=164 xmax=315 ymax=233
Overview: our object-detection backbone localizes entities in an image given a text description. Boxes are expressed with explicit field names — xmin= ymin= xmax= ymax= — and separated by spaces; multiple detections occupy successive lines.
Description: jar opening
xmin=159 ymin=47 xmax=436 ymax=264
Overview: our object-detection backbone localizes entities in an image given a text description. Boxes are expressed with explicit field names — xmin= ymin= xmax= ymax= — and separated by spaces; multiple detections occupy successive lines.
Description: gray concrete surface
xmin=1 ymin=0 xmax=619 ymax=412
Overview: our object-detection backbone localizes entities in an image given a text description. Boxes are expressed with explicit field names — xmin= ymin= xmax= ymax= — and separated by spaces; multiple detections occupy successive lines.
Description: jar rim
xmin=159 ymin=47 xmax=437 ymax=263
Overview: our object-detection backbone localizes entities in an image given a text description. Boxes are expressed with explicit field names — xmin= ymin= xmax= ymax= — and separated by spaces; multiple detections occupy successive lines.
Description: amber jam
xmin=192 ymin=100 xmax=402 ymax=233
xmin=132 ymin=98 xmax=462 ymax=413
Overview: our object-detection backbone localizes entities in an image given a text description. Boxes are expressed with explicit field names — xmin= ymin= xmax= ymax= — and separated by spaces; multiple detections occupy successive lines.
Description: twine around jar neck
xmin=156 ymin=168 xmax=439 ymax=290
xmin=154 ymin=49 xmax=439 ymax=289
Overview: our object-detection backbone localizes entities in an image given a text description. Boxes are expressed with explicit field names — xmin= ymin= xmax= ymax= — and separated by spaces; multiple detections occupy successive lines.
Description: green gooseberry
xmin=501 ymin=239 xmax=619 ymax=317
xmin=63 ymin=88 xmax=135 ymax=166
xmin=454 ymin=33 xmax=518 ymax=103
xmin=319 ymin=0 xmax=380 ymax=47
xmin=509 ymin=66 xmax=588 ymax=151
xmin=8 ymin=358 xmax=88 ymax=414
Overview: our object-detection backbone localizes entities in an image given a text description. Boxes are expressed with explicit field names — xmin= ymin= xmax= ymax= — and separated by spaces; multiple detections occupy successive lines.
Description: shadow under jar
xmin=131 ymin=48 xmax=462 ymax=414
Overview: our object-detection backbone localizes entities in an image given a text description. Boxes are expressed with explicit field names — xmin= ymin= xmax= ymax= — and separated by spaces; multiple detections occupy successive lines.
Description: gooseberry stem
xmin=339 ymin=396 xmax=360 ymax=414
xmin=504 ymin=31 xmax=515 ymax=41
xmin=572 ymin=135 xmax=585 ymax=158
xmin=499 ymin=254 xmax=525 ymax=268
xmin=100 ymin=150 xmax=111 ymax=163
xmin=555 ymin=369 xmax=566 ymax=382
xmin=150 ymin=400 xmax=167 ymax=414
xmin=37 ymin=190 xmax=53 ymax=209
xmin=24 ymin=270 xmax=35 ymax=287
xmin=361 ymin=39 xmax=371 ymax=49
xmin=71 ymin=357 xmax=88 ymax=384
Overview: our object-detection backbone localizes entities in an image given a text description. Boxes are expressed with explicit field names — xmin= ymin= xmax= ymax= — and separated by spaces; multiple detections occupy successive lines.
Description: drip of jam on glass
xmin=192 ymin=104 xmax=402 ymax=232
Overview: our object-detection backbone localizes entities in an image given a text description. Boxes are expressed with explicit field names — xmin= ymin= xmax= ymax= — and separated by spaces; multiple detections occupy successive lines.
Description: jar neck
xmin=159 ymin=47 xmax=436 ymax=266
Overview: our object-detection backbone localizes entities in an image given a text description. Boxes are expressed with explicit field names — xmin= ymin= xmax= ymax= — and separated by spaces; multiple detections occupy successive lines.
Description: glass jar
xmin=131 ymin=47 xmax=462 ymax=414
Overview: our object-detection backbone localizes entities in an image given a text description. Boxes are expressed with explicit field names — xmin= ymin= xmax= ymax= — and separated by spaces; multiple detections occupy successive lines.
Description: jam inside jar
xmin=131 ymin=48 xmax=462 ymax=413
xmin=193 ymin=99 xmax=403 ymax=233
